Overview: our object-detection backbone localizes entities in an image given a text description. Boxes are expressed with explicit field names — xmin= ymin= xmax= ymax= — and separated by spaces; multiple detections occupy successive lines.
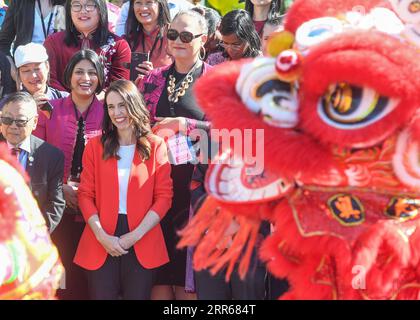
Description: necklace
xmin=167 ymin=73 xmax=193 ymax=104
xmin=167 ymin=60 xmax=201 ymax=104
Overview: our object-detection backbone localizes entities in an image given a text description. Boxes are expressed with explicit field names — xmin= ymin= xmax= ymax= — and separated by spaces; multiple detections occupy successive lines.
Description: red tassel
xmin=0 ymin=142 xmax=29 ymax=242
xmin=178 ymin=197 xmax=260 ymax=279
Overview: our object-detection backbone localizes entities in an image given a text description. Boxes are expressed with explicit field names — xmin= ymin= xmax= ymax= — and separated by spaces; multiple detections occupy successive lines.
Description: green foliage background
xmin=205 ymin=0 xmax=294 ymax=16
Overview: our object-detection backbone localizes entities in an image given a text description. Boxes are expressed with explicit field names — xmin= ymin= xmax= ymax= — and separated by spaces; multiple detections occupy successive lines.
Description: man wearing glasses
xmin=0 ymin=92 xmax=65 ymax=233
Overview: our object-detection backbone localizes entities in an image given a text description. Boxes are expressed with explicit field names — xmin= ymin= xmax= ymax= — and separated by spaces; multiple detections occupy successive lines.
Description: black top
xmin=70 ymin=104 xmax=92 ymax=182
xmin=0 ymin=51 xmax=15 ymax=98
xmin=156 ymin=63 xmax=206 ymax=121
xmin=70 ymin=116 xmax=85 ymax=182
xmin=155 ymin=62 xmax=206 ymax=199
xmin=153 ymin=63 xmax=213 ymax=286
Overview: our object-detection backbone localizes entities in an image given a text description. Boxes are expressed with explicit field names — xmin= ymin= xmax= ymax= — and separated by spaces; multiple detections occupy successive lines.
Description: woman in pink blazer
xmin=32 ymin=49 xmax=105 ymax=300
xmin=75 ymin=79 xmax=173 ymax=300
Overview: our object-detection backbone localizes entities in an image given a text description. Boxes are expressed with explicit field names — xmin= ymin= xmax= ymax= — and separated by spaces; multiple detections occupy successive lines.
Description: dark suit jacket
xmin=0 ymin=51 xmax=14 ymax=98
xmin=0 ymin=134 xmax=65 ymax=232
xmin=27 ymin=135 xmax=65 ymax=233
xmin=0 ymin=0 xmax=36 ymax=55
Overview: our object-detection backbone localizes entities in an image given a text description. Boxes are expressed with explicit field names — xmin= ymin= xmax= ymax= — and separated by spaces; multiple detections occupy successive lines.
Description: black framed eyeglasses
xmin=167 ymin=29 xmax=203 ymax=43
xmin=1 ymin=116 xmax=33 ymax=127
xmin=70 ymin=2 xmax=97 ymax=12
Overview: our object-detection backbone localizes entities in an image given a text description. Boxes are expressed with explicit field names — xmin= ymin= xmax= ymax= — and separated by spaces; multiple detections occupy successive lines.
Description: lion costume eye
xmin=236 ymin=57 xmax=299 ymax=128
xmin=295 ymin=17 xmax=343 ymax=53
xmin=318 ymin=83 xmax=399 ymax=129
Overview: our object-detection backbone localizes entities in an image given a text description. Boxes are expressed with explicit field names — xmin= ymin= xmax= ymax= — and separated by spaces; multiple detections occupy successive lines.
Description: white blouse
xmin=117 ymin=144 xmax=136 ymax=215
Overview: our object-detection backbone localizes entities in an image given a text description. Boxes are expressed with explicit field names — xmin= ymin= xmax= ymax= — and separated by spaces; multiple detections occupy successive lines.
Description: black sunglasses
xmin=1 ymin=116 xmax=33 ymax=127
xmin=167 ymin=29 xmax=203 ymax=43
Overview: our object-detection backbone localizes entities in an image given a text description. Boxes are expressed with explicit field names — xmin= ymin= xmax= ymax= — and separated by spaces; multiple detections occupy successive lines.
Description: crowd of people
xmin=0 ymin=0 xmax=293 ymax=300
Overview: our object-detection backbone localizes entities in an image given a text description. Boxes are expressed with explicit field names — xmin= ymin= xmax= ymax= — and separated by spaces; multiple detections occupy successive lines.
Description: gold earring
xmin=199 ymin=45 xmax=206 ymax=60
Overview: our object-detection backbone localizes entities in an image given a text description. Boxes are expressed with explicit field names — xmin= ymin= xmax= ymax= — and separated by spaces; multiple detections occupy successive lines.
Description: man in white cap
xmin=14 ymin=43 xmax=68 ymax=117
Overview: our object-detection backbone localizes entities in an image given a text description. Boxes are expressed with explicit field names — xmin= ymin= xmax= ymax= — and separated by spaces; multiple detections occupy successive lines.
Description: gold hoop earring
xmin=199 ymin=45 xmax=206 ymax=61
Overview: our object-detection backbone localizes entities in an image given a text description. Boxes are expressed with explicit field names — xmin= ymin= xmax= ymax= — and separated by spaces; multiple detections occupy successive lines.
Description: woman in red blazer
xmin=74 ymin=79 xmax=173 ymax=300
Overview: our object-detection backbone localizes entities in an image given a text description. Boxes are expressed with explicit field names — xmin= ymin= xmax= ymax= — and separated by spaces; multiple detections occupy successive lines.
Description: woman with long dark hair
xmin=75 ymin=79 xmax=173 ymax=299
xmin=125 ymin=0 xmax=172 ymax=79
xmin=44 ymin=0 xmax=131 ymax=92
xmin=33 ymin=49 xmax=105 ymax=300
xmin=207 ymin=9 xmax=261 ymax=65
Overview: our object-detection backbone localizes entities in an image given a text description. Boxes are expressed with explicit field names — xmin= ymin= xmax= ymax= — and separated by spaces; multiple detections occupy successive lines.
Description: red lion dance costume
xmin=179 ymin=0 xmax=420 ymax=299
xmin=0 ymin=144 xmax=63 ymax=299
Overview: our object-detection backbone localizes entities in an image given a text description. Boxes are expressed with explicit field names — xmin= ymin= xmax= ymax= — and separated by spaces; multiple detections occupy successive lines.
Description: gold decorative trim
xmin=302 ymin=185 xmax=419 ymax=199
xmin=312 ymin=255 xmax=338 ymax=300
xmin=359 ymin=282 xmax=420 ymax=300
xmin=287 ymin=191 xmax=349 ymax=242
xmin=0 ymin=248 xmax=61 ymax=300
